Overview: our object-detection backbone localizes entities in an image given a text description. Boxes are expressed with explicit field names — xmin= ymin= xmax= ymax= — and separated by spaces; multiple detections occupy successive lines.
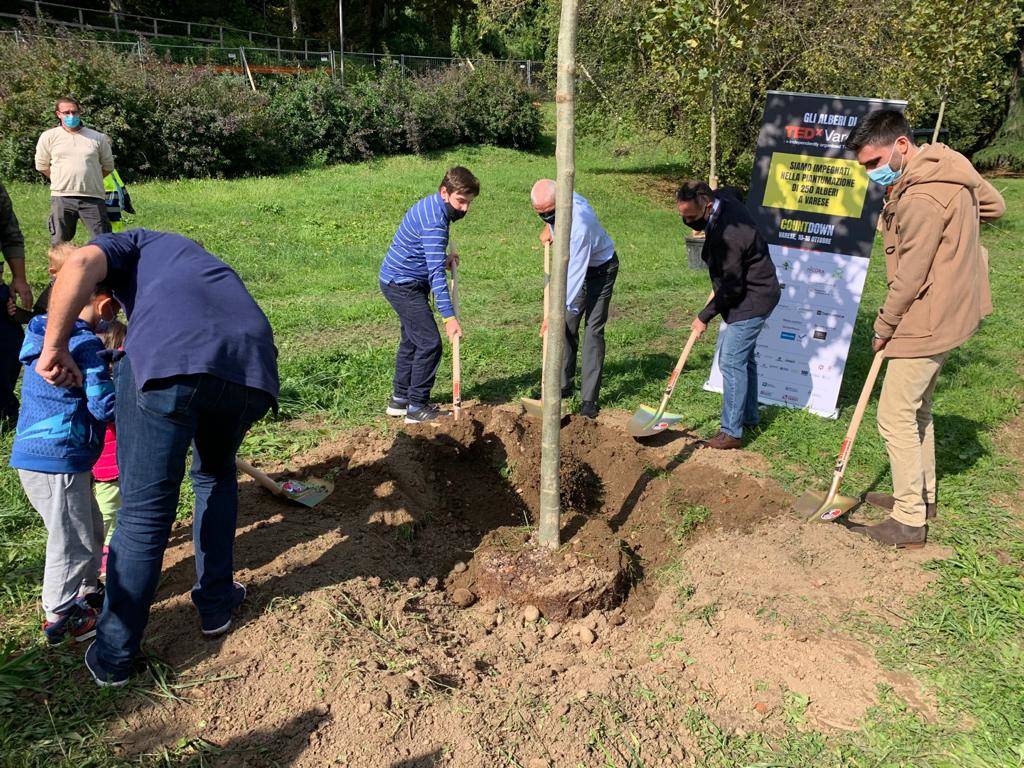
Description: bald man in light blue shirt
xmin=532 ymin=179 xmax=619 ymax=418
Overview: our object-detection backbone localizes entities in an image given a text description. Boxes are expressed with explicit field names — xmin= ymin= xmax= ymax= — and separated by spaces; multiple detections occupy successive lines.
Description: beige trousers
xmin=876 ymin=353 xmax=948 ymax=527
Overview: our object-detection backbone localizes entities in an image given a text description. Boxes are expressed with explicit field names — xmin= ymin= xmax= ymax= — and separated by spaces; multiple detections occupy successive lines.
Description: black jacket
xmin=698 ymin=191 xmax=780 ymax=324
xmin=0 ymin=182 xmax=25 ymax=267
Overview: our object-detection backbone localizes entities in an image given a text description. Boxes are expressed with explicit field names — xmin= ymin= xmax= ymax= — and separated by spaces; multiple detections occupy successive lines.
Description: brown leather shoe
xmin=863 ymin=492 xmax=937 ymax=519
xmin=846 ymin=516 xmax=927 ymax=549
xmin=702 ymin=431 xmax=742 ymax=450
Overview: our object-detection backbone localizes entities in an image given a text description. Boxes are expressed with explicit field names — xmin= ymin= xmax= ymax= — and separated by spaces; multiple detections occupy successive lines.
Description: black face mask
xmin=445 ymin=201 xmax=466 ymax=221
xmin=683 ymin=215 xmax=708 ymax=231
xmin=538 ymin=210 xmax=556 ymax=226
xmin=683 ymin=201 xmax=713 ymax=231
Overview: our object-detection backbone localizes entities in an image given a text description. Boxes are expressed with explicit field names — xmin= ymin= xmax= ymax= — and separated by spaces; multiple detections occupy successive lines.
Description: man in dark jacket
xmin=676 ymin=181 xmax=780 ymax=450
xmin=0 ymin=181 xmax=34 ymax=426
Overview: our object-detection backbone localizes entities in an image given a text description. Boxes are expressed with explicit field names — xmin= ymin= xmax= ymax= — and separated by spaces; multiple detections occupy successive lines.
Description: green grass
xmin=1 ymin=116 xmax=1022 ymax=766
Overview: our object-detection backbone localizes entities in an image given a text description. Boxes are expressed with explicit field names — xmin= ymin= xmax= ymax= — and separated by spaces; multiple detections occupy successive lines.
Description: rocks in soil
xmin=544 ymin=622 xmax=562 ymax=639
xmin=523 ymin=605 xmax=541 ymax=623
xmin=451 ymin=588 xmax=476 ymax=608
xmin=452 ymin=561 xmax=468 ymax=574
xmin=576 ymin=626 xmax=596 ymax=645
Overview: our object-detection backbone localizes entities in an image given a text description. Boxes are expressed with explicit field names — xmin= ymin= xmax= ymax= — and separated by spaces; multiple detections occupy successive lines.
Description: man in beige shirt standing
xmin=845 ymin=110 xmax=1005 ymax=548
xmin=35 ymin=96 xmax=115 ymax=245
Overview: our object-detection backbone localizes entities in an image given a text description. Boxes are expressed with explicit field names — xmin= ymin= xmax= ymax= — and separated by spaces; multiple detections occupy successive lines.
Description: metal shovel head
xmin=794 ymin=491 xmax=861 ymax=523
xmin=627 ymin=405 xmax=684 ymax=438
xmin=521 ymin=396 xmax=543 ymax=419
xmin=278 ymin=476 xmax=334 ymax=508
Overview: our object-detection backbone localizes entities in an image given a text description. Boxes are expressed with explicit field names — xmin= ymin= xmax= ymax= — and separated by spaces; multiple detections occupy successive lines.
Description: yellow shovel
xmin=793 ymin=350 xmax=886 ymax=522
xmin=627 ymin=291 xmax=714 ymax=438
xmin=521 ymin=242 xmax=550 ymax=419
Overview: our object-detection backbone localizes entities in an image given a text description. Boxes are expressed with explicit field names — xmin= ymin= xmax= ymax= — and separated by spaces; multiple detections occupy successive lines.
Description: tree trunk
xmin=289 ymin=0 xmax=301 ymax=36
xmin=539 ymin=0 xmax=579 ymax=550
xmin=931 ymin=99 xmax=946 ymax=144
xmin=710 ymin=82 xmax=718 ymax=189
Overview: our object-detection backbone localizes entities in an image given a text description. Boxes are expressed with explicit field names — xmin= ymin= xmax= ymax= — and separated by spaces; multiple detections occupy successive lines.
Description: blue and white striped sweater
xmin=9 ymin=316 xmax=115 ymax=474
xmin=379 ymin=193 xmax=455 ymax=317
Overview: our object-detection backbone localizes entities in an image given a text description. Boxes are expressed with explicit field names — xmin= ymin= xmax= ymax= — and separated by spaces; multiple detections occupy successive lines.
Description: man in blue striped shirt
xmin=380 ymin=167 xmax=479 ymax=424
xmin=531 ymin=179 xmax=619 ymax=418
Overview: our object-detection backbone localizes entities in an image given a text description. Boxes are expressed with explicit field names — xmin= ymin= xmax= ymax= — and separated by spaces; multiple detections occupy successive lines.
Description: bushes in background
xmin=0 ymin=29 xmax=540 ymax=181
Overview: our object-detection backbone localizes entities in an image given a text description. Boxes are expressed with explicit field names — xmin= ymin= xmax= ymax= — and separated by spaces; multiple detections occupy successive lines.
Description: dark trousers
xmin=48 ymin=195 xmax=111 ymax=245
xmin=564 ymin=256 xmax=618 ymax=403
xmin=381 ymin=280 xmax=442 ymax=407
xmin=93 ymin=356 xmax=272 ymax=675
xmin=0 ymin=284 xmax=24 ymax=425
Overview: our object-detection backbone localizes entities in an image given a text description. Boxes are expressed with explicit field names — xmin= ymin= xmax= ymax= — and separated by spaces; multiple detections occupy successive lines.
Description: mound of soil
xmin=109 ymin=404 xmax=943 ymax=766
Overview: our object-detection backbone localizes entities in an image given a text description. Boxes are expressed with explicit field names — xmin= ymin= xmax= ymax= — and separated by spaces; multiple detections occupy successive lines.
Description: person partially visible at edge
xmin=530 ymin=179 xmax=618 ymax=419
xmin=103 ymin=169 xmax=135 ymax=233
xmin=36 ymin=231 xmax=279 ymax=687
xmin=676 ymin=181 xmax=781 ymax=450
xmin=35 ymin=96 xmax=115 ymax=246
xmin=845 ymin=110 xmax=1005 ymax=549
xmin=0 ymin=181 xmax=34 ymax=426
xmin=379 ymin=166 xmax=478 ymax=425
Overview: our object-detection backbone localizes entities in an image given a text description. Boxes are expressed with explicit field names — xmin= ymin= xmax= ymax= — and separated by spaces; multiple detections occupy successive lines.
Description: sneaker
xmin=84 ymin=641 xmax=129 ymax=688
xmin=201 ymin=582 xmax=247 ymax=638
xmin=404 ymin=404 xmax=446 ymax=425
xmin=580 ymin=401 xmax=599 ymax=419
xmin=43 ymin=602 xmax=98 ymax=645
xmin=82 ymin=584 xmax=105 ymax=613
xmin=386 ymin=396 xmax=408 ymax=417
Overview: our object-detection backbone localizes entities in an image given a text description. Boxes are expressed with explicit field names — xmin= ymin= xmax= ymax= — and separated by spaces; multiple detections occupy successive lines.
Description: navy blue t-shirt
xmin=90 ymin=229 xmax=279 ymax=401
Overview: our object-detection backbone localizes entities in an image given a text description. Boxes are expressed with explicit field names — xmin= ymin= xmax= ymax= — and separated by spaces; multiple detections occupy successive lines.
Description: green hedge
xmin=0 ymin=31 xmax=540 ymax=181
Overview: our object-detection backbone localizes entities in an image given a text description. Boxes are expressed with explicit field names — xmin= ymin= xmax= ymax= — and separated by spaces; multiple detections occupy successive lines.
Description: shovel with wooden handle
xmin=522 ymin=241 xmax=551 ymax=419
xmin=450 ymin=259 xmax=462 ymax=420
xmin=627 ymin=291 xmax=715 ymax=438
xmin=794 ymin=350 xmax=886 ymax=523
xmin=235 ymin=458 xmax=333 ymax=508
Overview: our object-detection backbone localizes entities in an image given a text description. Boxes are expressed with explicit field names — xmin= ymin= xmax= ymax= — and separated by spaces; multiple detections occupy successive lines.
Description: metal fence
xmin=0 ymin=0 xmax=546 ymax=88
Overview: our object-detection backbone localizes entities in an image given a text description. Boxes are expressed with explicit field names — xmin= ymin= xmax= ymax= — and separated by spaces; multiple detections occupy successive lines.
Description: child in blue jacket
xmin=10 ymin=284 xmax=118 ymax=644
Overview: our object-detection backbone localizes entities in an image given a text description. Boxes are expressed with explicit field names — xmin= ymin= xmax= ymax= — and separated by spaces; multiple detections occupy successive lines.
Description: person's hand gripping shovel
xmin=793 ymin=350 xmax=886 ymax=522
xmin=521 ymin=241 xmax=550 ymax=419
xmin=627 ymin=291 xmax=714 ymax=438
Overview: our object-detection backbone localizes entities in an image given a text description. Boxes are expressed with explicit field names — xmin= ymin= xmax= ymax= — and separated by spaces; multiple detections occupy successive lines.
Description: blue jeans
xmin=93 ymin=356 xmax=273 ymax=676
xmin=716 ymin=315 xmax=768 ymax=439
xmin=380 ymin=280 xmax=442 ymax=408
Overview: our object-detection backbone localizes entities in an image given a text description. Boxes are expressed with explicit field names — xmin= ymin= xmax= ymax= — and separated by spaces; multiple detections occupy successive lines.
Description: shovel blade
xmin=279 ymin=476 xmax=334 ymax=508
xmin=627 ymin=405 xmax=683 ymax=438
xmin=794 ymin=491 xmax=861 ymax=523
xmin=521 ymin=397 xmax=543 ymax=419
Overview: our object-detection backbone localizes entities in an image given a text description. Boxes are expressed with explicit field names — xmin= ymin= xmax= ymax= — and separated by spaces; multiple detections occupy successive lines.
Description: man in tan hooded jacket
xmin=845 ymin=110 xmax=1005 ymax=548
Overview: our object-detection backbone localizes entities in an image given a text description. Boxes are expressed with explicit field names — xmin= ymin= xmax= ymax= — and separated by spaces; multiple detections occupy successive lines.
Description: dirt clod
xmin=523 ymin=605 xmax=541 ymax=623
xmin=544 ymin=622 xmax=562 ymax=639
xmin=453 ymin=561 xmax=468 ymax=574
xmin=451 ymin=588 xmax=476 ymax=608
xmin=576 ymin=626 xmax=596 ymax=645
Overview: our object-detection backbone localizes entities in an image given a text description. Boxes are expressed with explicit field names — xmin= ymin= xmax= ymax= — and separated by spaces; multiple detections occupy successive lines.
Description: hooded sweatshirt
xmin=876 ymin=143 xmax=1005 ymax=358
xmin=10 ymin=316 xmax=115 ymax=473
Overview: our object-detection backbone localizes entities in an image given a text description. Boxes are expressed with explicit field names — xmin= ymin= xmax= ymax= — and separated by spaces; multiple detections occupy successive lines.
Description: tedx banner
xmin=705 ymin=90 xmax=906 ymax=418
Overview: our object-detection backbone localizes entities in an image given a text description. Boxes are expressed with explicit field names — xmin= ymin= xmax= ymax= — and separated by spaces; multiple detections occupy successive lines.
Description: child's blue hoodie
xmin=10 ymin=316 xmax=115 ymax=473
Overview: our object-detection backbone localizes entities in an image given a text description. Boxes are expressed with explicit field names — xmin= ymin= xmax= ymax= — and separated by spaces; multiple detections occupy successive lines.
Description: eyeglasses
xmin=57 ymin=109 xmax=80 ymax=116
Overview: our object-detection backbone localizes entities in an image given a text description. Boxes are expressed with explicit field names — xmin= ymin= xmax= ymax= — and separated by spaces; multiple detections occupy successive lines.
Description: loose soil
xmin=107 ymin=404 xmax=944 ymax=766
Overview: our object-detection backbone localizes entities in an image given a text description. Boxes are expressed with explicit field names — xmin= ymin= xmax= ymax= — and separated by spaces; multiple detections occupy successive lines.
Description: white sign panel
xmin=704 ymin=245 xmax=870 ymax=419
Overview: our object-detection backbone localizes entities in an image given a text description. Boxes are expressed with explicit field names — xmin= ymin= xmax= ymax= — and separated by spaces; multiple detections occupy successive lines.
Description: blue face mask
xmin=62 ymin=114 xmax=81 ymax=129
xmin=867 ymin=145 xmax=903 ymax=186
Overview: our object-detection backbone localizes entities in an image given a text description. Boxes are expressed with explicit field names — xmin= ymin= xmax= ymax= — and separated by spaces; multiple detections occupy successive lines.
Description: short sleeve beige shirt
xmin=34 ymin=126 xmax=115 ymax=199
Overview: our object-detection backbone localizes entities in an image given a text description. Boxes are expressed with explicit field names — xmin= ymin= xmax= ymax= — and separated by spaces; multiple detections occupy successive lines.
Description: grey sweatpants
xmin=48 ymin=195 xmax=111 ymax=245
xmin=18 ymin=470 xmax=103 ymax=622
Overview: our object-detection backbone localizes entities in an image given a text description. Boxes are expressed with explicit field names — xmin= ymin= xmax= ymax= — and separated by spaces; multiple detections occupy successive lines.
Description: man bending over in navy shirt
xmin=380 ymin=166 xmax=479 ymax=424
xmin=36 ymin=230 xmax=279 ymax=687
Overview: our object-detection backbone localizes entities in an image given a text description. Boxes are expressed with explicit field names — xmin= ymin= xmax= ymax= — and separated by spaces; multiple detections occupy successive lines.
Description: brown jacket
xmin=876 ymin=143 xmax=1005 ymax=358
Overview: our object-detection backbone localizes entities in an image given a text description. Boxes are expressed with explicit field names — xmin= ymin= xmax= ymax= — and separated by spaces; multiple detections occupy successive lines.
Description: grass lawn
xmin=0 ymin=120 xmax=1022 ymax=766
